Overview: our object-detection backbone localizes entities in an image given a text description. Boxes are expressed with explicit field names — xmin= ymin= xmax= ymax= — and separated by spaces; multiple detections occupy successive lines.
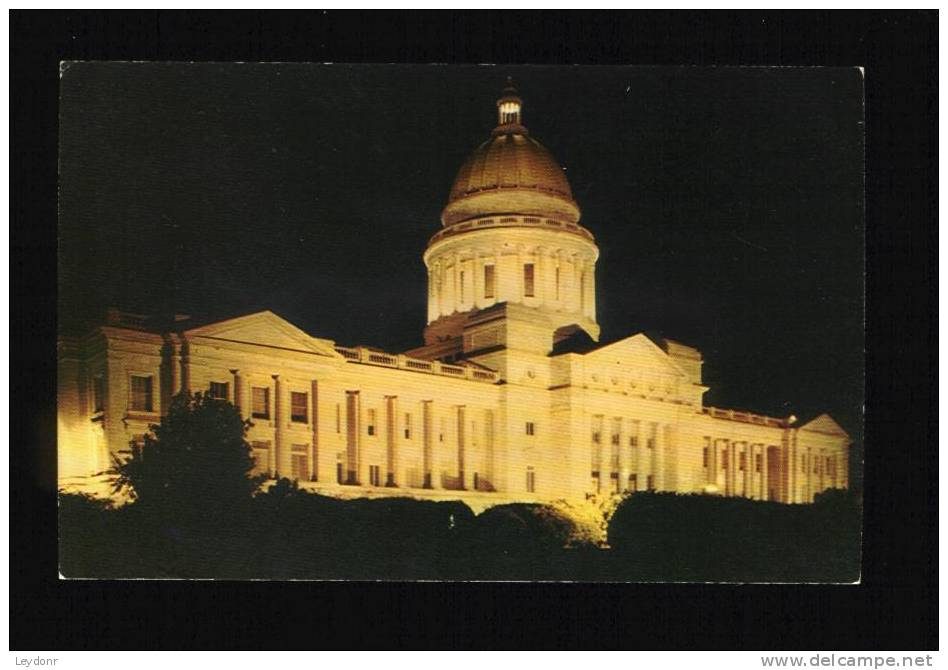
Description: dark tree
xmin=110 ymin=392 xmax=265 ymax=516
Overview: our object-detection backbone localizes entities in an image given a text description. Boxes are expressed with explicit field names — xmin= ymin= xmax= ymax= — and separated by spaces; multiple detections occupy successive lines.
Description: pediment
xmin=799 ymin=413 xmax=850 ymax=438
xmin=184 ymin=311 xmax=339 ymax=357
xmin=583 ymin=334 xmax=689 ymax=379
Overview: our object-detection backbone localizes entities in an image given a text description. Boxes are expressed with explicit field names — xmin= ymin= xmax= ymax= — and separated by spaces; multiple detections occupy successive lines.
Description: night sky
xmin=58 ymin=64 xmax=864 ymax=439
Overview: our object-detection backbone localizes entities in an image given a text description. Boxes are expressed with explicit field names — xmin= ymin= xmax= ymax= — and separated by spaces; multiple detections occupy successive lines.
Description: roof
xmin=439 ymin=89 xmax=581 ymax=228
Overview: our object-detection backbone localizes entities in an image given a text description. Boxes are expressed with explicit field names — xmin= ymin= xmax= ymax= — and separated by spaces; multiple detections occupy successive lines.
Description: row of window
xmin=435 ymin=263 xmax=585 ymax=304
xmin=702 ymin=445 xmax=839 ymax=479
xmin=250 ymin=441 xmax=310 ymax=479
xmin=101 ymin=374 xmax=312 ymax=422
xmin=590 ymin=416 xmax=656 ymax=448
xmin=249 ymin=387 xmax=309 ymax=423
xmin=253 ymin=435 xmax=541 ymax=492
xmin=703 ymin=447 xmax=762 ymax=473
xmin=592 ymin=471 xmax=655 ymax=493
xmin=801 ymin=453 xmax=837 ymax=477
xmin=592 ymin=432 xmax=654 ymax=449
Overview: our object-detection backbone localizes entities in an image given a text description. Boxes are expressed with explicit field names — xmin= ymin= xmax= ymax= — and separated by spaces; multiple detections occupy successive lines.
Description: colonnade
xmin=427 ymin=245 xmax=596 ymax=322
xmin=591 ymin=416 xmax=669 ymax=494
xmin=341 ymin=392 xmax=495 ymax=492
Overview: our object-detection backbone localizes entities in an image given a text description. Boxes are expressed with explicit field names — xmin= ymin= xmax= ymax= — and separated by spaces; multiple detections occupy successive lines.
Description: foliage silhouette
xmin=607 ymin=490 xmax=861 ymax=582
xmin=110 ymin=392 xmax=265 ymax=518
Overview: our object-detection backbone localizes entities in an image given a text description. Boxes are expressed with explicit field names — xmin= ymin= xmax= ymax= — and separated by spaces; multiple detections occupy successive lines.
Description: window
xmin=367 ymin=408 xmax=377 ymax=436
xmin=739 ymin=452 xmax=746 ymax=471
xmin=336 ymin=453 xmax=345 ymax=483
xmin=629 ymin=473 xmax=638 ymax=491
xmin=291 ymin=392 xmax=308 ymax=423
xmin=646 ymin=437 xmax=655 ymax=450
xmin=526 ymin=466 xmax=536 ymax=493
xmin=755 ymin=454 xmax=762 ymax=473
xmin=130 ymin=375 xmax=153 ymax=412
xmin=291 ymin=444 xmax=309 ymax=480
xmin=335 ymin=404 xmax=341 ymax=433
xmin=525 ymin=421 xmax=535 ymax=436
xmin=459 ymin=271 xmax=465 ymax=302
xmin=209 ymin=381 xmax=229 ymax=401
xmin=483 ymin=265 xmax=495 ymax=299
xmin=523 ymin=263 xmax=535 ymax=297
xmin=251 ymin=387 xmax=270 ymax=419
xmin=92 ymin=374 xmax=105 ymax=413
xmin=369 ymin=465 xmax=381 ymax=487
xmin=703 ymin=447 xmax=709 ymax=468
xmin=646 ymin=474 xmax=655 ymax=491
xmin=251 ymin=441 xmax=271 ymax=477
xmin=404 ymin=413 xmax=412 ymax=439
xmin=721 ymin=450 xmax=729 ymax=470
xmin=629 ymin=435 xmax=638 ymax=448
xmin=611 ymin=432 xmax=621 ymax=446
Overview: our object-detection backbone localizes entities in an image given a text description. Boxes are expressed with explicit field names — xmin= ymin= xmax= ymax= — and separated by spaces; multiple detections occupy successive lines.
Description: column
xmin=472 ymin=253 xmax=481 ymax=309
xmin=727 ymin=440 xmax=736 ymax=497
xmin=655 ymin=423 xmax=666 ymax=491
xmin=161 ymin=340 xmax=180 ymax=411
xmin=170 ymin=339 xmax=182 ymax=397
xmin=230 ymin=369 xmax=242 ymax=415
xmin=484 ymin=408 xmax=495 ymax=490
xmin=272 ymin=375 xmax=283 ymax=477
xmin=761 ymin=445 xmax=769 ymax=501
xmin=310 ymin=380 xmax=319 ymax=481
xmin=787 ymin=433 xmax=795 ymax=503
xmin=553 ymin=253 xmax=562 ymax=304
xmin=746 ymin=444 xmax=754 ymax=499
xmin=572 ymin=255 xmax=581 ymax=313
xmin=385 ymin=395 xmax=398 ymax=487
xmin=422 ymin=400 xmax=435 ymax=488
xmin=634 ymin=422 xmax=647 ymax=490
xmin=452 ymin=253 xmax=460 ymax=314
xmin=427 ymin=269 xmax=436 ymax=323
xmin=708 ymin=436 xmax=716 ymax=486
xmin=587 ymin=258 xmax=597 ymax=320
xmin=536 ymin=246 xmax=546 ymax=305
xmin=804 ymin=447 xmax=812 ymax=502
xmin=456 ymin=406 xmax=466 ymax=490
xmin=180 ymin=339 xmax=191 ymax=394
xmin=435 ymin=262 xmax=444 ymax=318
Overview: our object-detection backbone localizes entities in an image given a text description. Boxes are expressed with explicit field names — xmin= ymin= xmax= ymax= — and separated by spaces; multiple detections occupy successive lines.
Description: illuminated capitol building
xmin=58 ymin=82 xmax=850 ymax=507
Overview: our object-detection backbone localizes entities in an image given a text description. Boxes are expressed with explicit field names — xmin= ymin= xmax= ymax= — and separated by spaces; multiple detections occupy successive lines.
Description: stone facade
xmin=57 ymin=83 xmax=850 ymax=507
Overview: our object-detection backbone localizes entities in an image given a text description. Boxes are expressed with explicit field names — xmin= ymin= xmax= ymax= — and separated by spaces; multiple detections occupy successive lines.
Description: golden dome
xmin=441 ymin=83 xmax=581 ymax=228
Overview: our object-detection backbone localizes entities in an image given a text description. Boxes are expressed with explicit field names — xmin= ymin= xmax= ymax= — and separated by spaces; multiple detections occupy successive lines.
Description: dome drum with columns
xmin=422 ymin=81 xmax=600 ymax=353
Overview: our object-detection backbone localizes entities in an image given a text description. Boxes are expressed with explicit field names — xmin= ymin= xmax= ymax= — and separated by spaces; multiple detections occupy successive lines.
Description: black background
xmin=13 ymin=10 xmax=936 ymax=650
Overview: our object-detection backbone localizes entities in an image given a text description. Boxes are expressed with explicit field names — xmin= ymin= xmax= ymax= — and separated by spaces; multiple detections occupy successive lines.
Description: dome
xmin=440 ymin=84 xmax=581 ymax=228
